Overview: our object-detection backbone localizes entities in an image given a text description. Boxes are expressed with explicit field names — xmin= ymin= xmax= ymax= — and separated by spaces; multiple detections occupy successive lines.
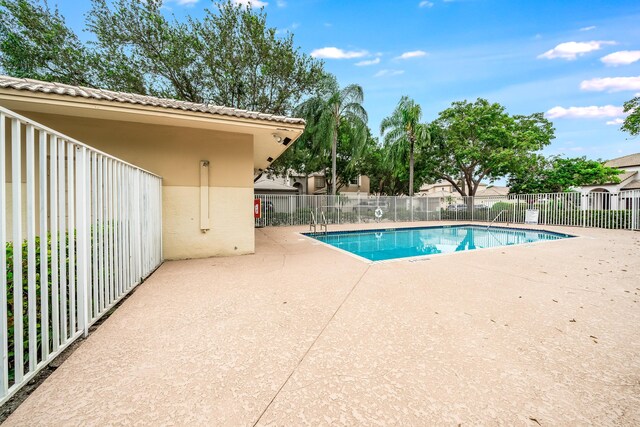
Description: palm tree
xmin=380 ymin=96 xmax=426 ymax=196
xmin=297 ymin=78 xmax=368 ymax=195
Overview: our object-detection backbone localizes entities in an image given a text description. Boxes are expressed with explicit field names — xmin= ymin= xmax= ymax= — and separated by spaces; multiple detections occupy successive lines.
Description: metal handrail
xmin=486 ymin=210 xmax=508 ymax=230
xmin=320 ymin=211 xmax=328 ymax=234
xmin=309 ymin=211 xmax=317 ymax=232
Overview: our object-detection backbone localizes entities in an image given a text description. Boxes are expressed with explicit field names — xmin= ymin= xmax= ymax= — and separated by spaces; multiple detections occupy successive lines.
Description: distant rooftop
xmin=254 ymin=179 xmax=297 ymax=192
xmin=605 ymin=153 xmax=640 ymax=169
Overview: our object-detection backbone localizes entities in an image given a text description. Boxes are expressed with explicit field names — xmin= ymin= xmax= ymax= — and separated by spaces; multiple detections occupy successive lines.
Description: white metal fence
xmin=1 ymin=107 xmax=163 ymax=405
xmin=254 ymin=191 xmax=640 ymax=231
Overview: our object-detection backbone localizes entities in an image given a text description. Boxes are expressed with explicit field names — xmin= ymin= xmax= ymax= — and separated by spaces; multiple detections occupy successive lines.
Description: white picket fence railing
xmin=1 ymin=107 xmax=163 ymax=405
xmin=254 ymin=191 xmax=640 ymax=231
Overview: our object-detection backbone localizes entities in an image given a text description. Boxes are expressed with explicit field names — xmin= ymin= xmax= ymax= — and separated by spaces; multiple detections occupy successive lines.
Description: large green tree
xmin=194 ymin=1 xmax=324 ymax=114
xmin=622 ymin=96 xmax=639 ymax=136
xmin=88 ymin=0 xmax=200 ymax=98
xmin=270 ymin=118 xmax=377 ymax=193
xmin=1 ymin=0 xmax=325 ymax=115
xmin=380 ymin=96 xmax=427 ymax=196
xmin=508 ymin=155 xmax=622 ymax=194
xmin=295 ymin=77 xmax=368 ymax=195
xmin=0 ymin=0 xmax=94 ymax=85
xmin=366 ymin=142 xmax=419 ymax=195
xmin=88 ymin=0 xmax=325 ymax=112
xmin=423 ymin=98 xmax=555 ymax=196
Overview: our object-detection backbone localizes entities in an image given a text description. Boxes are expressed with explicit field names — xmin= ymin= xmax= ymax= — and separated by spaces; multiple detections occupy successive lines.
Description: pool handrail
xmin=486 ymin=210 xmax=509 ymax=230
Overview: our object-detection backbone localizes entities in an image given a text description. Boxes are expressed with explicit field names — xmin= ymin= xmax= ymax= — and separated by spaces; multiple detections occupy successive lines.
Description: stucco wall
xmin=342 ymin=175 xmax=370 ymax=194
xmin=11 ymin=111 xmax=255 ymax=259
xmin=305 ymin=175 xmax=370 ymax=195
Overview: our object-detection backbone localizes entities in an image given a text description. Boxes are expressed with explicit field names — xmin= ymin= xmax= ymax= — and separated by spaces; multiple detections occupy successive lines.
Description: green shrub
xmin=6 ymin=233 xmax=75 ymax=384
xmin=489 ymin=201 xmax=514 ymax=212
xmin=579 ymin=210 xmax=633 ymax=228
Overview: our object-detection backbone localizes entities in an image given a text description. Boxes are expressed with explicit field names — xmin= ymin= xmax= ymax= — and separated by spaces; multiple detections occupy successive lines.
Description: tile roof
xmin=616 ymin=171 xmax=637 ymax=183
xmin=475 ymin=186 xmax=511 ymax=197
xmin=0 ymin=75 xmax=305 ymax=125
xmin=254 ymin=179 xmax=298 ymax=192
xmin=591 ymin=171 xmax=637 ymax=186
xmin=605 ymin=153 xmax=640 ymax=169
xmin=622 ymin=179 xmax=640 ymax=190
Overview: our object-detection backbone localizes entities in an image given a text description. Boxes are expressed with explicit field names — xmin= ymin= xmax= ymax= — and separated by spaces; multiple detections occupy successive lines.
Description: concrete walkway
xmin=4 ymin=223 xmax=640 ymax=425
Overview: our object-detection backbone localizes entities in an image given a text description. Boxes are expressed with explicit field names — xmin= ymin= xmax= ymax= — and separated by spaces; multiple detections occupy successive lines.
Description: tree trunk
xmin=331 ymin=129 xmax=337 ymax=195
xmin=409 ymin=139 xmax=414 ymax=197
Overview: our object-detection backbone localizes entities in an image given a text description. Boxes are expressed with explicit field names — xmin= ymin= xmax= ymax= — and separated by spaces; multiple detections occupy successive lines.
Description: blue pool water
xmin=305 ymin=225 xmax=573 ymax=262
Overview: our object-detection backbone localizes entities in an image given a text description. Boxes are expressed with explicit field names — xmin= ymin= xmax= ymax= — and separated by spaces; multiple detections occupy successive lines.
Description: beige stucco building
xmin=1 ymin=76 xmax=304 ymax=259
xmin=254 ymin=171 xmax=371 ymax=195
xmin=417 ymin=180 xmax=509 ymax=198
xmin=578 ymin=153 xmax=640 ymax=210
xmin=306 ymin=173 xmax=371 ymax=195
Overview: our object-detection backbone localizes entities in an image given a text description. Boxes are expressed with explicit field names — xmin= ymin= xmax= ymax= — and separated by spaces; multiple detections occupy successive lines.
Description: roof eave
xmin=0 ymin=89 xmax=306 ymax=132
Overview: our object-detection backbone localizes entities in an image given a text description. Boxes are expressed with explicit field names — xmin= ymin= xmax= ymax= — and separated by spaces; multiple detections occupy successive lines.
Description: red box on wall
xmin=254 ymin=199 xmax=261 ymax=218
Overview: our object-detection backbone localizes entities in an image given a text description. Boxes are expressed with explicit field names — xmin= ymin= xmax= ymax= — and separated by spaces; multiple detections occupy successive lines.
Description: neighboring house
xmin=578 ymin=153 xmax=640 ymax=210
xmin=417 ymin=180 xmax=509 ymax=198
xmin=307 ymin=172 xmax=370 ymax=195
xmin=474 ymin=185 xmax=511 ymax=197
xmin=1 ymin=75 xmax=305 ymax=259
xmin=256 ymin=171 xmax=370 ymax=195
xmin=254 ymin=175 xmax=299 ymax=195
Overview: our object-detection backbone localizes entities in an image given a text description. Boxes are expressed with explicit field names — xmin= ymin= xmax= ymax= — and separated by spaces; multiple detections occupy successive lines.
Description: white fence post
xmin=76 ymin=146 xmax=90 ymax=337
xmin=11 ymin=118 xmax=23 ymax=385
xmin=0 ymin=113 xmax=8 ymax=396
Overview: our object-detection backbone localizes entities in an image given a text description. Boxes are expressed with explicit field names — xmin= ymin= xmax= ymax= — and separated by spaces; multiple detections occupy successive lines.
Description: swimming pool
xmin=305 ymin=225 xmax=574 ymax=262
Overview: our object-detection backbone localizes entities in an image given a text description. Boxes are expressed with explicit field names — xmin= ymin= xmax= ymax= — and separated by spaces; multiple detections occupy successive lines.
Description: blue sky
xmin=54 ymin=0 xmax=640 ymax=161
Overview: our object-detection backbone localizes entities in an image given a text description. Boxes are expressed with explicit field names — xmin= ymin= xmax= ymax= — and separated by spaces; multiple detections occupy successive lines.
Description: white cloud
xmin=355 ymin=58 xmax=381 ymax=66
xmin=545 ymin=105 xmax=625 ymax=119
xmin=601 ymin=50 xmax=640 ymax=66
xmin=276 ymin=22 xmax=299 ymax=34
xmin=396 ymin=50 xmax=428 ymax=60
xmin=310 ymin=47 xmax=368 ymax=59
xmin=606 ymin=118 xmax=625 ymax=125
xmin=172 ymin=0 xmax=198 ymax=5
xmin=419 ymin=1 xmax=433 ymax=7
xmin=374 ymin=69 xmax=405 ymax=78
xmin=232 ymin=0 xmax=268 ymax=8
xmin=579 ymin=26 xmax=596 ymax=31
xmin=537 ymin=40 xmax=615 ymax=60
xmin=580 ymin=76 xmax=640 ymax=92
xmin=276 ymin=0 xmax=286 ymax=6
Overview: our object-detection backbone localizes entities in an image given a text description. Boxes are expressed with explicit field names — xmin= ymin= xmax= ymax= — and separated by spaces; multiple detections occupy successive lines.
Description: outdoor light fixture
xmin=267 ymin=157 xmax=274 ymax=162
xmin=272 ymin=134 xmax=292 ymax=146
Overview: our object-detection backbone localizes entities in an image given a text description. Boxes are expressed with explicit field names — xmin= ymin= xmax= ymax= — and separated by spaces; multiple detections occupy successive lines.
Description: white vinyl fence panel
xmin=254 ymin=190 xmax=640 ymax=231
xmin=1 ymin=106 xmax=163 ymax=405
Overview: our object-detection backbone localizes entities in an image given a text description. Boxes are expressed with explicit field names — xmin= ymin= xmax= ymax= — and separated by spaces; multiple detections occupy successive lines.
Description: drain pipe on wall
xmin=200 ymin=160 xmax=210 ymax=233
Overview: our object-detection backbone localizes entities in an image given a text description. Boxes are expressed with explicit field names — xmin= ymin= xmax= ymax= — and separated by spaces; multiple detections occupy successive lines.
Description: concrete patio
xmin=4 ymin=222 xmax=640 ymax=425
